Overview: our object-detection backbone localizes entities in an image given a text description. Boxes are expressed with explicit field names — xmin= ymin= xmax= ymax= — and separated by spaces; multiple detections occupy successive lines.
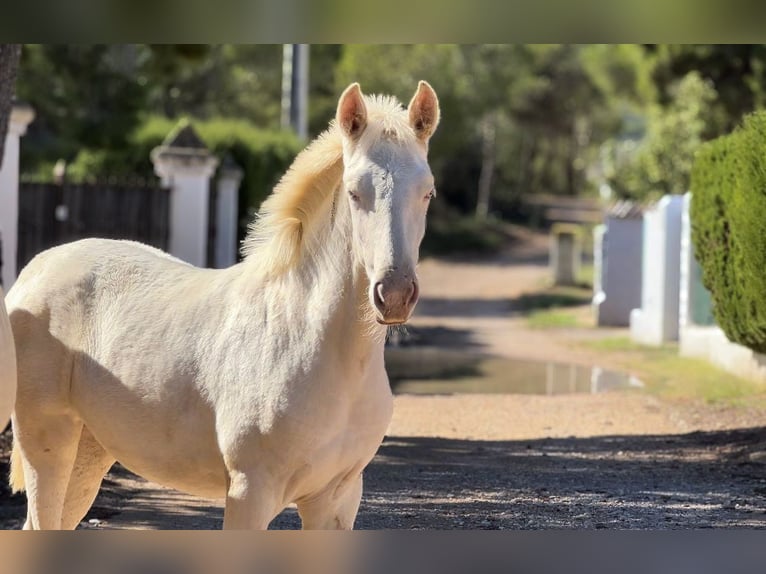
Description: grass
xmin=580 ymin=336 xmax=766 ymax=405
xmin=514 ymin=284 xmax=592 ymax=330
xmin=527 ymin=309 xmax=582 ymax=329
xmin=513 ymin=285 xmax=592 ymax=312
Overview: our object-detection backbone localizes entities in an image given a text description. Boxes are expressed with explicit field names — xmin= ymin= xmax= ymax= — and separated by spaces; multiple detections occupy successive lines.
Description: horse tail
xmin=9 ymin=439 xmax=24 ymax=493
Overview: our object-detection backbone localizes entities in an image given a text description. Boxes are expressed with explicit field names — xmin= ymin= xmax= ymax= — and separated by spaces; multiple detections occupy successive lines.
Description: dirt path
xmin=2 ymin=227 xmax=766 ymax=529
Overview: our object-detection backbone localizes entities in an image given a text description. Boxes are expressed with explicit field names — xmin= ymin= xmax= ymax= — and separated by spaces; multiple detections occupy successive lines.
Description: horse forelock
xmin=241 ymin=93 xmax=418 ymax=275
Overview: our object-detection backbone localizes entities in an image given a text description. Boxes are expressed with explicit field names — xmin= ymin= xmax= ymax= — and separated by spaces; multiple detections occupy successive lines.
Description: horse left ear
xmin=408 ymin=81 xmax=440 ymax=142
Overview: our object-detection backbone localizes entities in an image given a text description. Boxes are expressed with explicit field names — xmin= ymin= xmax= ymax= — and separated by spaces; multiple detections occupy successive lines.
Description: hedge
xmin=68 ymin=116 xmax=303 ymax=240
xmin=690 ymin=111 xmax=766 ymax=353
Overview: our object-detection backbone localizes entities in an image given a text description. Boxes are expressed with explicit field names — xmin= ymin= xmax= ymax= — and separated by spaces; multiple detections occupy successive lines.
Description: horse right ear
xmin=337 ymin=83 xmax=367 ymax=140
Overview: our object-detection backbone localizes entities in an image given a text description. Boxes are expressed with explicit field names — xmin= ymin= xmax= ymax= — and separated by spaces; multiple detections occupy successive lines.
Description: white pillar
xmin=214 ymin=156 xmax=243 ymax=269
xmin=0 ymin=104 xmax=35 ymax=290
xmin=629 ymin=194 xmax=684 ymax=345
xmin=151 ymin=124 xmax=218 ymax=268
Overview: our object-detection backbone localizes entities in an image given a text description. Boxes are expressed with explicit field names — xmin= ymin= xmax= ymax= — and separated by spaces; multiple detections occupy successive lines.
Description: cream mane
xmin=241 ymin=94 xmax=419 ymax=275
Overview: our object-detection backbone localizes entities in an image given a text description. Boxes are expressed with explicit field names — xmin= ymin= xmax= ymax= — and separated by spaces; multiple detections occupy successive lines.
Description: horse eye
xmin=348 ymin=190 xmax=360 ymax=202
xmin=425 ymin=188 xmax=436 ymax=200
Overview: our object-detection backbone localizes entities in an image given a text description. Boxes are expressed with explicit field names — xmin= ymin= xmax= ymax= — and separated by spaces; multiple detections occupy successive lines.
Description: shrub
xmin=690 ymin=112 xmax=766 ymax=352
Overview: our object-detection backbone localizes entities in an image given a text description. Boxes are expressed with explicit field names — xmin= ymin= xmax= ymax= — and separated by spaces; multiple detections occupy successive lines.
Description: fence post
xmin=214 ymin=155 xmax=243 ymax=268
xmin=151 ymin=123 xmax=218 ymax=267
xmin=0 ymin=103 xmax=34 ymax=290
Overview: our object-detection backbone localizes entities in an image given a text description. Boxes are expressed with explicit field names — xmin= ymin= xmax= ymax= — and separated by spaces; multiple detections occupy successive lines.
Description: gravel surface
xmin=2 ymin=228 xmax=765 ymax=529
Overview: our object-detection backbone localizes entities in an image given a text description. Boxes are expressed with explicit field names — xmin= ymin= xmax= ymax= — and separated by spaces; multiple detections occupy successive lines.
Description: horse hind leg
xmin=60 ymin=426 xmax=115 ymax=530
xmin=13 ymin=412 xmax=83 ymax=530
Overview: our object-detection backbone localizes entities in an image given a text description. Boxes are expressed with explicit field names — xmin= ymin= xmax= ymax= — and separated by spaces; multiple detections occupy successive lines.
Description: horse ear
xmin=408 ymin=81 xmax=440 ymax=142
xmin=337 ymin=83 xmax=367 ymax=140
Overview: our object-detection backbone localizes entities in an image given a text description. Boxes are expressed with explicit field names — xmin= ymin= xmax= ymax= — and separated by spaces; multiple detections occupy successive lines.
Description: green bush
xmin=68 ymin=116 xmax=303 ymax=240
xmin=690 ymin=112 xmax=766 ymax=352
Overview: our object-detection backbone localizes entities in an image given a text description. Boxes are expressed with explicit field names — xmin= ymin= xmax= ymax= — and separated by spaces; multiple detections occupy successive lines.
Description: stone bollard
xmin=549 ymin=223 xmax=582 ymax=286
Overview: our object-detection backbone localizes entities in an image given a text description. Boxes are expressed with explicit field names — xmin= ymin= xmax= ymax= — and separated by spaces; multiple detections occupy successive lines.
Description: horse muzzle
xmin=372 ymin=273 xmax=419 ymax=325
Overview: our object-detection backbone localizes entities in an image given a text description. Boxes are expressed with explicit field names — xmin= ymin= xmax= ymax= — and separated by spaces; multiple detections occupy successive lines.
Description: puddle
xmin=385 ymin=347 xmax=643 ymax=396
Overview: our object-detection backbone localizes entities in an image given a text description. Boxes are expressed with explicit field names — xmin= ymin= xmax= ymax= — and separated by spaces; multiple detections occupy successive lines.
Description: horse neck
xmin=297 ymin=188 xmax=386 ymax=347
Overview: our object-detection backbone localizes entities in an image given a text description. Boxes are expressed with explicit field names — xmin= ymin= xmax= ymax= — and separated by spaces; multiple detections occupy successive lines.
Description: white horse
xmin=0 ymin=286 xmax=16 ymax=431
xmin=6 ymin=81 xmax=440 ymax=530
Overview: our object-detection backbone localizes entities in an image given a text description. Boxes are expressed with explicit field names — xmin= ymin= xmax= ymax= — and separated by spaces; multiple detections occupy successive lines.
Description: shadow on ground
xmin=5 ymin=427 xmax=766 ymax=530
xmin=415 ymin=288 xmax=592 ymax=319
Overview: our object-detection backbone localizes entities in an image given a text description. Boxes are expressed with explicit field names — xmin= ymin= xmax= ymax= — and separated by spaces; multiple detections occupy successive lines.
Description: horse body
xmin=8 ymin=81 xmax=439 ymax=529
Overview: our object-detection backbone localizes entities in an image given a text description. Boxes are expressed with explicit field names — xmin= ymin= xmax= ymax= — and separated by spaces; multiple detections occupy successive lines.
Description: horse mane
xmin=241 ymin=94 xmax=417 ymax=275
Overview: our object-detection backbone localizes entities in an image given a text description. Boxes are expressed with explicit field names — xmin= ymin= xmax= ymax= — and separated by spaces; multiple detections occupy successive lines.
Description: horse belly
xmin=72 ymin=377 xmax=228 ymax=499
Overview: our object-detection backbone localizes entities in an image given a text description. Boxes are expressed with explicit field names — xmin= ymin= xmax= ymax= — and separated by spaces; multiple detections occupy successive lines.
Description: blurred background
xmin=11 ymin=44 xmax=756 ymax=255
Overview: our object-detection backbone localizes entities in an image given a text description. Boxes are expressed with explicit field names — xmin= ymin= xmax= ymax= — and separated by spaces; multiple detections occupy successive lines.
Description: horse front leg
xmin=222 ymin=469 xmax=282 ymax=530
xmin=297 ymin=471 xmax=363 ymax=530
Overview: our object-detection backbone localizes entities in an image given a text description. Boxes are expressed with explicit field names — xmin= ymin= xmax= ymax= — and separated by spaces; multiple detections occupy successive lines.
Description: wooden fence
xmin=17 ymin=180 xmax=170 ymax=272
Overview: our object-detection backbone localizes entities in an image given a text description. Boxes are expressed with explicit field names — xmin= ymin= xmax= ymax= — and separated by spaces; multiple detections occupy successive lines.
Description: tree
xmin=649 ymin=44 xmax=766 ymax=136
xmin=604 ymin=72 xmax=717 ymax=200
xmin=0 ymin=44 xmax=21 ymax=167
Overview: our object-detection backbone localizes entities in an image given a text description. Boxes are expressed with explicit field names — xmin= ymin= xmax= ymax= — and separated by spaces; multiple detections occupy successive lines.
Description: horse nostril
xmin=408 ymin=280 xmax=419 ymax=307
xmin=374 ymin=281 xmax=386 ymax=310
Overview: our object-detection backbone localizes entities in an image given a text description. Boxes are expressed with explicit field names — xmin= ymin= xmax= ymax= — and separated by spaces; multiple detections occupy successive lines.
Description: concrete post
xmin=0 ymin=103 xmax=34 ymax=290
xmin=629 ymin=194 xmax=683 ymax=345
xmin=151 ymin=123 xmax=218 ymax=267
xmin=214 ymin=155 xmax=243 ymax=268
xmin=593 ymin=203 xmax=644 ymax=327
xmin=549 ymin=224 xmax=581 ymax=286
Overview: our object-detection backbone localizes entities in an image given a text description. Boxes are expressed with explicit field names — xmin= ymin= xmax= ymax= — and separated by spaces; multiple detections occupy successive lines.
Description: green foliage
xmin=690 ymin=111 xmax=766 ymax=353
xmin=650 ymin=44 xmax=766 ymax=136
xmin=605 ymin=71 xmax=717 ymax=201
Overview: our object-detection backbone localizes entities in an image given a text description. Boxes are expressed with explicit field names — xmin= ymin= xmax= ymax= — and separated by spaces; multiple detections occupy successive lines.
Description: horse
xmin=0 ymin=286 xmax=16 ymax=431
xmin=6 ymin=81 xmax=440 ymax=530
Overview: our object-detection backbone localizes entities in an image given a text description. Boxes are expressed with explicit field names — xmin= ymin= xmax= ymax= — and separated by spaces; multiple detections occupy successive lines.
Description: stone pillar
xmin=151 ymin=123 xmax=218 ymax=268
xmin=214 ymin=155 xmax=243 ymax=268
xmin=629 ymin=194 xmax=684 ymax=345
xmin=549 ymin=224 xmax=581 ymax=286
xmin=593 ymin=204 xmax=644 ymax=327
xmin=0 ymin=103 xmax=34 ymax=290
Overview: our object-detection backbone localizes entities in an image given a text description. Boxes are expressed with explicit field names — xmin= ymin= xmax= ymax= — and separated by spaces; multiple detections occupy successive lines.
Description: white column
xmin=151 ymin=128 xmax=218 ymax=268
xmin=629 ymin=194 xmax=683 ymax=345
xmin=0 ymin=104 xmax=35 ymax=290
xmin=214 ymin=157 xmax=243 ymax=268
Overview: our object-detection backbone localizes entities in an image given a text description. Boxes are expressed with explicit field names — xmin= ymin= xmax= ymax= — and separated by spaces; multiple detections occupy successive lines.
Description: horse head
xmin=336 ymin=81 xmax=440 ymax=325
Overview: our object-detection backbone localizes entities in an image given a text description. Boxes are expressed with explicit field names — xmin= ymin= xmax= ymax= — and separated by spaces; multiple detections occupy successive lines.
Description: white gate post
xmin=151 ymin=123 xmax=218 ymax=267
xmin=629 ymin=194 xmax=684 ymax=345
xmin=214 ymin=155 xmax=243 ymax=268
xmin=0 ymin=103 xmax=35 ymax=290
